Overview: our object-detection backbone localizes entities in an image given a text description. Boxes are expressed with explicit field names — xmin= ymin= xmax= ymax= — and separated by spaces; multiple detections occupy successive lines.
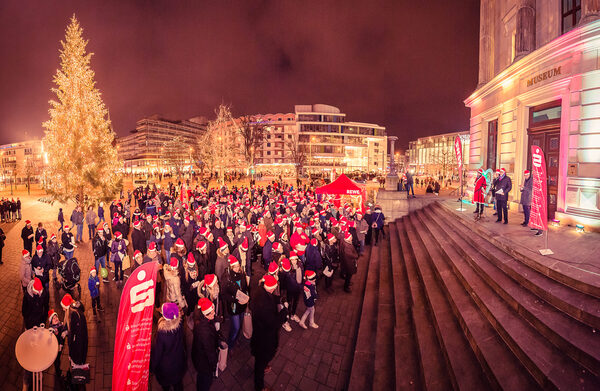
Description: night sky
xmin=0 ymin=0 xmax=480 ymax=149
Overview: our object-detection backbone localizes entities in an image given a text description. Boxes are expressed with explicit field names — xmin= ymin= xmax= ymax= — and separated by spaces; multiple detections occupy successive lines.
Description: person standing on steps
xmin=340 ymin=232 xmax=358 ymax=293
xmin=495 ymin=168 xmax=512 ymax=225
xmin=473 ymin=168 xmax=487 ymax=220
xmin=405 ymin=169 xmax=415 ymax=198
xmin=21 ymin=220 xmax=34 ymax=254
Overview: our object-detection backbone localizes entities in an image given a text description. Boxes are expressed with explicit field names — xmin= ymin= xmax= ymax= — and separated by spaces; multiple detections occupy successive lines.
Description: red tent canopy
xmin=315 ymin=174 xmax=362 ymax=195
xmin=315 ymin=174 xmax=366 ymax=210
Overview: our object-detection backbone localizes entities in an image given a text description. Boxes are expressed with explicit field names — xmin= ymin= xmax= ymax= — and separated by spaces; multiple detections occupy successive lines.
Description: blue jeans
xmin=227 ymin=313 xmax=242 ymax=348
xmin=523 ymin=205 xmax=531 ymax=225
xmin=88 ymin=224 xmax=96 ymax=240
xmin=98 ymin=216 xmax=105 ymax=224
xmin=359 ymin=239 xmax=365 ymax=254
xmin=64 ymin=249 xmax=74 ymax=260
xmin=95 ymin=255 xmax=106 ymax=272
xmin=76 ymin=224 xmax=83 ymax=242
xmin=406 ymin=182 xmax=415 ymax=196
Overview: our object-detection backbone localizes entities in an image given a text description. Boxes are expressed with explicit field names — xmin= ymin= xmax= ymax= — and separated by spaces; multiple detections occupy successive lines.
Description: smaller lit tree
xmin=162 ymin=136 xmax=189 ymax=178
xmin=238 ymin=115 xmax=268 ymax=177
xmin=285 ymin=133 xmax=306 ymax=181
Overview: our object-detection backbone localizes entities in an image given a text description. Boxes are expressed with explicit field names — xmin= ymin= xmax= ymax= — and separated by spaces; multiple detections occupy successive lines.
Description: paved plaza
xmin=0 ymin=195 xmax=371 ymax=390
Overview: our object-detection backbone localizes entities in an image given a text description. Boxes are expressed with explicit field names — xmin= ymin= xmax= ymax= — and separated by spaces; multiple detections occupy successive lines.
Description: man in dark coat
xmin=250 ymin=274 xmax=288 ymax=391
xmin=495 ymin=168 xmax=512 ymax=224
xmin=150 ymin=303 xmax=187 ymax=390
xmin=66 ymin=301 xmax=88 ymax=366
xmin=340 ymin=232 xmax=358 ymax=293
xmin=131 ymin=221 xmax=146 ymax=255
xmin=192 ymin=298 xmax=223 ymax=391
xmin=21 ymin=220 xmax=34 ymax=254
xmin=22 ymin=278 xmax=48 ymax=329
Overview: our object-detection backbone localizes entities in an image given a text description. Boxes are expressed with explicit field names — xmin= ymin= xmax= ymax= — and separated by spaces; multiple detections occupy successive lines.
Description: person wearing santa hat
xmin=64 ymin=296 xmax=88 ymax=373
xmin=163 ymin=222 xmax=177 ymax=262
xmin=491 ymin=169 xmax=501 ymax=216
xmin=322 ymin=233 xmax=340 ymax=293
xmin=61 ymin=224 xmax=76 ymax=260
xmin=20 ymin=249 xmax=33 ymax=294
xmin=214 ymin=237 xmax=230 ymax=282
xmin=250 ymin=274 xmax=288 ymax=391
xmin=232 ymin=236 xmax=251 ymax=277
xmin=149 ymin=224 xmax=164 ymax=254
xmin=110 ymin=231 xmax=127 ymax=283
xmin=47 ymin=309 xmax=67 ymax=376
xmin=88 ymin=266 xmax=103 ymax=316
xmin=46 ymin=233 xmax=60 ymax=282
xmin=179 ymin=216 xmax=195 ymax=253
xmin=286 ymin=252 xmax=304 ymax=323
xmin=182 ymin=253 xmax=201 ymax=318
xmin=299 ymin=270 xmax=319 ymax=329
xmin=495 ymin=167 xmax=512 ymax=224
xmin=22 ymin=277 xmax=48 ymax=329
xmin=520 ymin=169 xmax=533 ymax=225
xmin=164 ymin=257 xmax=187 ymax=311
xmin=92 ymin=225 xmax=109 ymax=279
xmin=132 ymin=219 xmax=146 ymax=256
xmin=21 ymin=219 xmax=34 ymax=255
xmin=192 ymin=298 xmax=225 ymax=391
xmin=473 ymin=168 xmax=488 ymax=220
xmin=262 ymin=231 xmax=275 ymax=271
xmin=150 ymin=303 xmax=187 ymax=391
xmin=31 ymin=244 xmax=51 ymax=295
xmin=340 ymin=232 xmax=358 ymax=293
xmin=305 ymin=238 xmax=323 ymax=273
xmin=221 ymin=254 xmax=250 ymax=348
xmin=35 ymin=222 xmax=48 ymax=251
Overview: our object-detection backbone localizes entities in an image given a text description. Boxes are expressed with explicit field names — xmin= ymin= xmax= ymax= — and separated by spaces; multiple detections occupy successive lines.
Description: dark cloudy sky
xmin=0 ymin=0 xmax=479 ymax=149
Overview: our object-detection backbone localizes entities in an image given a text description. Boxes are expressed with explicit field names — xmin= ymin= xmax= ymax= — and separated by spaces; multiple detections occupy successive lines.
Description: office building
xmin=407 ymin=131 xmax=470 ymax=179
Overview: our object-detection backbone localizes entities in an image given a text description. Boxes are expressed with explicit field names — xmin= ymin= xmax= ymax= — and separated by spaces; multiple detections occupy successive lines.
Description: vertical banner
xmin=529 ymin=145 xmax=548 ymax=231
xmin=112 ymin=261 xmax=158 ymax=390
xmin=454 ymin=136 xmax=463 ymax=194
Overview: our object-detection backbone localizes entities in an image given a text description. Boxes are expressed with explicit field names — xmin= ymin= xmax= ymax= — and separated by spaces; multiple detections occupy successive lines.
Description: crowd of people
xmin=1 ymin=197 xmax=22 ymax=222
xmin=17 ymin=180 xmax=386 ymax=391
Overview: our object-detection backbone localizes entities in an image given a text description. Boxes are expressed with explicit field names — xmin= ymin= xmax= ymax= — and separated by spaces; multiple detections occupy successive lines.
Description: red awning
xmin=315 ymin=174 xmax=363 ymax=195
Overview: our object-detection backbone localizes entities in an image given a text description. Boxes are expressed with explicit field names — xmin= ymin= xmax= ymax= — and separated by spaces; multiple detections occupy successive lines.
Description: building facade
xmin=466 ymin=0 xmax=600 ymax=230
xmin=118 ymin=115 xmax=208 ymax=174
xmin=0 ymin=139 xmax=45 ymax=186
xmin=295 ymin=104 xmax=387 ymax=175
xmin=407 ymin=131 xmax=470 ymax=179
xmin=252 ymin=113 xmax=297 ymax=175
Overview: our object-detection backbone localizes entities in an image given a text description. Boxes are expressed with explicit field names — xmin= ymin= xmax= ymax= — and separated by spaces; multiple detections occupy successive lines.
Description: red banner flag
xmin=529 ymin=145 xmax=548 ymax=231
xmin=112 ymin=261 xmax=158 ymax=390
xmin=454 ymin=135 xmax=463 ymax=193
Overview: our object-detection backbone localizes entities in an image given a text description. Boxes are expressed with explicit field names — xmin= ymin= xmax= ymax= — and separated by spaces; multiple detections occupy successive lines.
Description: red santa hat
xmin=61 ymin=294 xmax=73 ymax=310
xmin=267 ymin=231 xmax=275 ymax=241
xmin=196 ymin=241 xmax=207 ymax=251
xmin=226 ymin=226 xmax=233 ymax=232
xmin=22 ymin=249 xmax=30 ymax=257
xmin=477 ymin=168 xmax=483 ymax=174
xmin=214 ymin=237 xmax=227 ymax=252
xmin=187 ymin=253 xmax=196 ymax=268
xmin=64 ymin=225 xmax=70 ymax=231
xmin=90 ymin=266 xmax=96 ymax=273
xmin=199 ymin=227 xmax=208 ymax=237
xmin=281 ymin=258 xmax=291 ymax=272
xmin=204 ymin=274 xmax=217 ymax=288
xmin=50 ymin=233 xmax=56 ymax=240
xmin=272 ymin=242 xmax=282 ymax=252
xmin=148 ymin=242 xmax=157 ymax=252
xmin=228 ymin=255 xmax=240 ymax=267
xmin=114 ymin=231 xmax=122 ymax=239
xmin=36 ymin=244 xmax=43 ymax=252
xmin=268 ymin=262 xmax=279 ymax=275
xmin=32 ymin=277 xmax=43 ymax=294
xmin=289 ymin=251 xmax=298 ymax=259
xmin=25 ymin=220 xmax=31 ymax=225
xmin=263 ymin=274 xmax=278 ymax=291
xmin=500 ymin=168 xmax=506 ymax=174
xmin=48 ymin=310 xmax=59 ymax=324
xmin=133 ymin=250 xmax=142 ymax=259
xmin=524 ymin=169 xmax=530 ymax=175
xmin=198 ymin=298 xmax=215 ymax=316
xmin=310 ymin=238 xmax=317 ymax=246
xmin=327 ymin=233 xmax=335 ymax=242
xmin=37 ymin=237 xmax=44 ymax=244
xmin=96 ymin=225 xmax=104 ymax=232
xmin=175 ymin=238 xmax=185 ymax=248
xmin=169 ymin=257 xmax=179 ymax=268
xmin=344 ymin=232 xmax=353 ymax=243
xmin=305 ymin=270 xmax=316 ymax=281
xmin=133 ymin=220 xmax=141 ymax=228
xmin=241 ymin=237 xmax=249 ymax=251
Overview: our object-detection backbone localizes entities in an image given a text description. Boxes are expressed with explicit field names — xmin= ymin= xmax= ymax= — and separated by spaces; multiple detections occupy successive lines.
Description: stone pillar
xmin=581 ymin=0 xmax=600 ymax=24
xmin=478 ymin=0 xmax=495 ymax=86
xmin=385 ymin=136 xmax=399 ymax=191
xmin=388 ymin=136 xmax=398 ymax=174
xmin=515 ymin=0 xmax=536 ymax=59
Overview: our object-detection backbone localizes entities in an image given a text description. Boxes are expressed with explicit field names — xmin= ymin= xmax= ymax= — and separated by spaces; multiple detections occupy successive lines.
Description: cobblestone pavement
xmin=0 ymin=196 xmax=368 ymax=390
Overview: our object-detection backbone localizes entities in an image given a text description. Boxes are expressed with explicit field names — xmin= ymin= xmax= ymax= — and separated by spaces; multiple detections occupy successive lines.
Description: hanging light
xmin=575 ymin=224 xmax=585 ymax=233
xmin=551 ymin=219 xmax=560 ymax=227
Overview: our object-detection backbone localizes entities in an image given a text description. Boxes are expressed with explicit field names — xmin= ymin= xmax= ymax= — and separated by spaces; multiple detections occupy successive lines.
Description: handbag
xmin=242 ymin=310 xmax=253 ymax=339
xmin=71 ymin=363 xmax=90 ymax=384
xmin=217 ymin=343 xmax=228 ymax=372
xmin=122 ymin=255 xmax=131 ymax=270
xmin=323 ymin=266 xmax=334 ymax=278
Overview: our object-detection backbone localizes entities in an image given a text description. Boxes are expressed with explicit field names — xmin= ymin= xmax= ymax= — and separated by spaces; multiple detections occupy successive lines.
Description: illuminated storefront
xmin=466 ymin=2 xmax=600 ymax=230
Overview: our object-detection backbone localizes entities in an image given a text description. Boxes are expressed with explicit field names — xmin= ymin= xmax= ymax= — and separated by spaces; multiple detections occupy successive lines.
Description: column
xmin=515 ymin=0 xmax=536 ymax=59
xmin=388 ymin=136 xmax=398 ymax=175
xmin=478 ymin=0 xmax=495 ymax=86
xmin=581 ymin=0 xmax=600 ymax=24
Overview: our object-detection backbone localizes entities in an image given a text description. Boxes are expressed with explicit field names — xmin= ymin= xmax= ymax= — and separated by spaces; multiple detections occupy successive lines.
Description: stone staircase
xmin=347 ymin=202 xmax=600 ymax=390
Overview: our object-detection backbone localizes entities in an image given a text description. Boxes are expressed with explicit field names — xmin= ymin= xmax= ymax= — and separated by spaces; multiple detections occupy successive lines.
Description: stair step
xmin=397 ymin=217 xmax=453 ymax=391
xmin=405 ymin=215 xmax=491 ymax=390
xmin=424 ymin=205 xmax=600 ymax=377
xmin=437 ymin=202 xmax=600 ymax=298
xmin=348 ymin=242 xmax=381 ymax=391
xmin=432 ymin=203 xmax=600 ymax=330
xmin=389 ymin=221 xmax=421 ymax=390
xmin=373 ymin=231 xmax=396 ymax=390
xmin=414 ymin=209 xmax=600 ymax=390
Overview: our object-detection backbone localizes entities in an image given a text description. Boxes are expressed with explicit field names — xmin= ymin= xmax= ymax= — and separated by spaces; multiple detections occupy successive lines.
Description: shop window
xmin=562 ymin=0 xmax=581 ymax=34
xmin=487 ymin=120 xmax=498 ymax=171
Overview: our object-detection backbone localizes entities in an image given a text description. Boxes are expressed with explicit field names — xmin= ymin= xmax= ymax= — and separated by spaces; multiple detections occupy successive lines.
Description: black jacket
xmin=250 ymin=287 xmax=287 ymax=361
xmin=495 ymin=174 xmax=512 ymax=201
xmin=92 ymin=234 xmax=108 ymax=259
xmin=150 ymin=317 xmax=187 ymax=386
xmin=22 ymin=281 xmax=49 ymax=329
xmin=221 ymin=268 xmax=249 ymax=316
xmin=341 ymin=241 xmax=358 ymax=275
xmin=21 ymin=226 xmax=34 ymax=249
xmin=67 ymin=305 xmax=88 ymax=365
xmin=132 ymin=228 xmax=146 ymax=254
xmin=192 ymin=312 xmax=221 ymax=374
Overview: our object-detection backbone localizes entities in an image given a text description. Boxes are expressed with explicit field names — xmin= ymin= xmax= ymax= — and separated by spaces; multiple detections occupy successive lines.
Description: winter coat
xmin=495 ymin=174 xmax=512 ymax=201
xmin=35 ymin=228 xmax=48 ymax=250
xmin=20 ymin=256 xmax=33 ymax=288
xmin=21 ymin=226 xmax=34 ymax=249
xmin=98 ymin=205 xmax=104 ymax=220
xmin=323 ymin=242 xmax=340 ymax=268
xmin=70 ymin=209 xmax=84 ymax=226
xmin=150 ymin=316 xmax=187 ymax=386
xmin=85 ymin=210 xmax=97 ymax=226
xmin=221 ymin=268 xmax=249 ymax=316
xmin=67 ymin=304 xmax=88 ymax=365
xmin=262 ymin=240 xmax=273 ymax=266
xmin=110 ymin=239 xmax=127 ymax=264
xmin=473 ymin=175 xmax=487 ymax=203
xmin=305 ymin=244 xmax=323 ymax=271
xmin=88 ymin=275 xmax=100 ymax=298
xmin=92 ymin=234 xmax=108 ymax=260
xmin=214 ymin=249 xmax=229 ymax=283
xmin=31 ymin=253 xmax=51 ymax=284
xmin=341 ymin=241 xmax=358 ymax=275
xmin=62 ymin=231 xmax=74 ymax=251
xmin=520 ymin=176 xmax=533 ymax=206
xmin=132 ymin=228 xmax=146 ymax=254
xmin=355 ymin=219 xmax=369 ymax=241
xmin=22 ymin=279 xmax=48 ymax=329
xmin=250 ymin=287 xmax=287 ymax=361
xmin=179 ymin=224 xmax=194 ymax=252
xmin=192 ymin=312 xmax=221 ymax=374
xmin=372 ymin=211 xmax=385 ymax=229
xmin=163 ymin=266 xmax=187 ymax=310
xmin=191 ymin=250 xmax=210 ymax=279
xmin=163 ymin=231 xmax=177 ymax=253
xmin=303 ymin=280 xmax=317 ymax=308
xmin=47 ymin=240 xmax=60 ymax=268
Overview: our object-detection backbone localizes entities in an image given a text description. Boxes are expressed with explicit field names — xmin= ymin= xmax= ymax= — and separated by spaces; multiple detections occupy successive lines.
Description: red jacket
xmin=473 ymin=175 xmax=487 ymax=203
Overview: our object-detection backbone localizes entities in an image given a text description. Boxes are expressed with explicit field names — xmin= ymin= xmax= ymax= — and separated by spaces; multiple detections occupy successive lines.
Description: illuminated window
xmin=562 ymin=0 xmax=581 ymax=34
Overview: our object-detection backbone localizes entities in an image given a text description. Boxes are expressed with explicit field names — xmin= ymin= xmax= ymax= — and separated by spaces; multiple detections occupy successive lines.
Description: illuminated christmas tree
xmin=43 ymin=15 xmax=121 ymax=203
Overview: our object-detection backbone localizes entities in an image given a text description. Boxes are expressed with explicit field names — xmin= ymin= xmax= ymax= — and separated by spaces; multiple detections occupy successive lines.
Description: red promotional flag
xmin=112 ymin=261 xmax=158 ymax=390
xmin=529 ymin=145 xmax=548 ymax=231
xmin=454 ymin=135 xmax=463 ymax=173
